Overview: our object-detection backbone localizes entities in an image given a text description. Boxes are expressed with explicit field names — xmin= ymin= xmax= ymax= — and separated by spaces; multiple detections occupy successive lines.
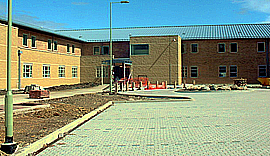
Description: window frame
xmin=43 ymin=64 xmax=51 ymax=78
xmin=48 ymin=39 xmax=52 ymax=50
xmin=181 ymin=44 xmax=186 ymax=54
xmin=72 ymin=66 xmax=78 ymax=78
xmin=257 ymin=42 xmax=265 ymax=52
xmin=182 ymin=66 xmax=188 ymax=78
xmin=31 ymin=36 xmax=36 ymax=48
xmin=218 ymin=43 xmax=226 ymax=53
xmin=72 ymin=45 xmax=75 ymax=54
xmin=190 ymin=66 xmax=198 ymax=78
xmin=230 ymin=42 xmax=238 ymax=53
xmin=131 ymin=44 xmax=149 ymax=55
xmin=67 ymin=44 xmax=70 ymax=53
xmin=93 ymin=46 xmax=100 ymax=55
xmin=230 ymin=65 xmax=237 ymax=78
xmin=23 ymin=63 xmax=33 ymax=78
xmin=258 ymin=65 xmax=267 ymax=77
xmin=191 ymin=43 xmax=198 ymax=53
xmin=23 ymin=34 xmax=28 ymax=47
xmin=58 ymin=65 xmax=65 ymax=78
xmin=219 ymin=66 xmax=227 ymax=78
xmin=96 ymin=66 xmax=109 ymax=78
xmin=54 ymin=41 xmax=58 ymax=51
xmin=102 ymin=46 xmax=109 ymax=55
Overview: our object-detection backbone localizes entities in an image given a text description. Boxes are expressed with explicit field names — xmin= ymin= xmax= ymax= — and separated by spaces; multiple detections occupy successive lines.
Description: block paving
xmin=38 ymin=89 xmax=270 ymax=155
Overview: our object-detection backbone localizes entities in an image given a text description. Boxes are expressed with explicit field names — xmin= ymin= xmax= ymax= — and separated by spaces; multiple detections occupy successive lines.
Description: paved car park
xmin=38 ymin=89 xmax=270 ymax=155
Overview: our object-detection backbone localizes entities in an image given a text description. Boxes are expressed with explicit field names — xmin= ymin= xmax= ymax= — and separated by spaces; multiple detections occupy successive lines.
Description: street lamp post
xmin=109 ymin=1 xmax=129 ymax=94
xmin=1 ymin=0 xmax=18 ymax=154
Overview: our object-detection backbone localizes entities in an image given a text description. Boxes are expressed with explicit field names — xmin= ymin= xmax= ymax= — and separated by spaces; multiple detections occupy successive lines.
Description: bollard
xmin=115 ymin=83 xmax=118 ymax=94
xmin=147 ymin=81 xmax=150 ymax=89
xmin=183 ymin=80 xmax=186 ymax=89
xmin=132 ymin=82 xmax=135 ymax=91
xmin=139 ymin=81 xmax=143 ymax=90
xmin=192 ymin=80 xmax=196 ymax=85
xmin=120 ymin=82 xmax=124 ymax=92
xmin=156 ymin=81 xmax=159 ymax=89
xmin=174 ymin=81 xmax=177 ymax=89
xmin=165 ymin=81 xmax=168 ymax=89
xmin=126 ymin=83 xmax=129 ymax=91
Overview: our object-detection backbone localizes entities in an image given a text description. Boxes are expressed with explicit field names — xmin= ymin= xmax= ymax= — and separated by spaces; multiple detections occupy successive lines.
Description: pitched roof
xmin=56 ymin=23 xmax=270 ymax=42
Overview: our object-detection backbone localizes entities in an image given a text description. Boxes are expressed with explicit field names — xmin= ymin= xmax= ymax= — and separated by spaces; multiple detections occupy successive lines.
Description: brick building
xmin=0 ymin=19 xmax=269 ymax=90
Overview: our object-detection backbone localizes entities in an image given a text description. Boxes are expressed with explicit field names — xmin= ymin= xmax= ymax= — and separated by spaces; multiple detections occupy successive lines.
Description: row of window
xmin=23 ymin=64 xmax=78 ymax=78
xmin=182 ymin=65 xmax=268 ymax=78
xmin=182 ymin=42 xmax=266 ymax=53
xmin=93 ymin=46 xmax=109 ymax=55
xmin=22 ymin=34 xmax=75 ymax=53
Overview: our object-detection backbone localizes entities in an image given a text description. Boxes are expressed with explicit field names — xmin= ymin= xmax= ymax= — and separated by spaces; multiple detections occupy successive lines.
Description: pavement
xmin=36 ymin=89 xmax=270 ymax=155
xmin=0 ymin=84 xmax=109 ymax=115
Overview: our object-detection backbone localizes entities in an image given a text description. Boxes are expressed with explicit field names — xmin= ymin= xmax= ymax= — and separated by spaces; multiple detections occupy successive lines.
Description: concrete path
xmin=37 ymin=89 xmax=270 ymax=155
xmin=0 ymin=85 xmax=108 ymax=114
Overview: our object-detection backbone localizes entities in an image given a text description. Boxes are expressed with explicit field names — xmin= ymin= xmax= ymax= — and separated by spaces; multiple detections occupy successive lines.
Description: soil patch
xmin=0 ymin=93 xmax=147 ymax=156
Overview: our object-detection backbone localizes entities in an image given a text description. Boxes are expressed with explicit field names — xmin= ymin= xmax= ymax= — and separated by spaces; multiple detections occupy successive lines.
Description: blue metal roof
xmin=56 ymin=23 xmax=270 ymax=42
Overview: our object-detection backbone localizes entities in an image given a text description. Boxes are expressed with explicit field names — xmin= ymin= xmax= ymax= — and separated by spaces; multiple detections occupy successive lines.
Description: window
xmin=93 ymin=47 xmax=100 ymax=55
xmin=258 ymin=42 xmax=265 ymax=52
xmin=96 ymin=66 xmax=109 ymax=78
xmin=181 ymin=44 xmax=186 ymax=54
xmin=54 ymin=41 xmax=57 ymax=51
xmin=43 ymin=64 xmax=50 ymax=78
xmin=258 ymin=65 xmax=267 ymax=77
xmin=182 ymin=66 xmax=188 ymax=78
xmin=219 ymin=66 xmax=226 ymax=77
xmin=23 ymin=34 xmax=28 ymax=46
xmin=191 ymin=44 xmax=198 ymax=53
xmin=230 ymin=65 xmax=237 ymax=77
xmin=67 ymin=44 xmax=70 ymax=53
xmin=72 ymin=45 xmax=75 ymax=54
xmin=218 ymin=43 xmax=225 ymax=53
xmin=31 ymin=36 xmax=36 ymax=48
xmin=230 ymin=43 xmax=237 ymax=53
xmin=131 ymin=44 xmax=149 ymax=55
xmin=102 ymin=46 xmax=109 ymax=55
xmin=72 ymin=66 xmax=78 ymax=78
xmin=190 ymin=66 xmax=198 ymax=78
xmin=58 ymin=65 xmax=65 ymax=78
xmin=23 ymin=64 xmax=32 ymax=78
xmin=48 ymin=39 xmax=52 ymax=50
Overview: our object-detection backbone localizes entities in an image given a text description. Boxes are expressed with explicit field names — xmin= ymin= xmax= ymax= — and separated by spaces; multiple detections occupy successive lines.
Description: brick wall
xmin=182 ymin=39 xmax=270 ymax=84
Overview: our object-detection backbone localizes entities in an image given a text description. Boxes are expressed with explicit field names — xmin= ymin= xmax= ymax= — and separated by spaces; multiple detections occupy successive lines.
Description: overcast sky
xmin=0 ymin=0 xmax=269 ymax=30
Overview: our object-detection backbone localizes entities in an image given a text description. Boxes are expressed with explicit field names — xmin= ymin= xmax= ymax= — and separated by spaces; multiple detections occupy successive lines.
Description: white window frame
xmin=102 ymin=46 xmax=109 ymax=55
xmin=93 ymin=46 xmax=100 ymax=55
xmin=58 ymin=65 xmax=65 ymax=78
xmin=218 ymin=43 xmax=225 ymax=53
xmin=43 ymin=64 xmax=50 ymax=78
xmin=31 ymin=36 xmax=36 ymax=48
xmin=191 ymin=43 xmax=198 ymax=53
xmin=23 ymin=34 xmax=28 ymax=47
xmin=230 ymin=42 xmax=238 ymax=53
xmin=190 ymin=66 xmax=198 ymax=78
xmin=230 ymin=65 xmax=237 ymax=78
xmin=258 ymin=65 xmax=267 ymax=77
xmin=182 ymin=66 xmax=188 ymax=78
xmin=72 ymin=66 xmax=78 ymax=78
xmin=219 ymin=66 xmax=227 ymax=77
xmin=23 ymin=63 xmax=33 ymax=78
xmin=96 ymin=66 xmax=109 ymax=78
xmin=257 ymin=42 xmax=265 ymax=52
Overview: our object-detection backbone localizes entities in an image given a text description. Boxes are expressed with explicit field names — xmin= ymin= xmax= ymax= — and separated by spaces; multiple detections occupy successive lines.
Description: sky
xmin=0 ymin=0 xmax=269 ymax=30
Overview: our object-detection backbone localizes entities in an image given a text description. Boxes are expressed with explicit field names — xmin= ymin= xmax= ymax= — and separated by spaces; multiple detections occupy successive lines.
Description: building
xmin=0 ymin=19 xmax=269 ymax=90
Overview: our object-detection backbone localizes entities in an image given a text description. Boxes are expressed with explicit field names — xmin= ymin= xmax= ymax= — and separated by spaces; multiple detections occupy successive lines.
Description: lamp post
xmin=109 ymin=1 xmax=129 ymax=94
xmin=1 ymin=0 xmax=18 ymax=154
